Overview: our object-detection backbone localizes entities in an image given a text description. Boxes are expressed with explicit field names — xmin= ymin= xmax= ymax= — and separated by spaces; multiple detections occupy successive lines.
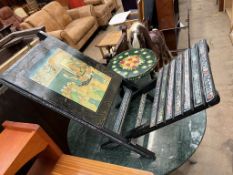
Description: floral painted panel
xmin=29 ymin=48 xmax=111 ymax=112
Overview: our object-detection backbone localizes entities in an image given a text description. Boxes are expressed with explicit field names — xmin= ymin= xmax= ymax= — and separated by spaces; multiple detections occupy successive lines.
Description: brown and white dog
xmin=128 ymin=22 xmax=173 ymax=70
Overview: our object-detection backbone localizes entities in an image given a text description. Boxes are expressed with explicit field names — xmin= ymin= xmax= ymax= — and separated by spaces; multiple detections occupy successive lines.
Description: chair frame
xmin=0 ymin=32 xmax=219 ymax=160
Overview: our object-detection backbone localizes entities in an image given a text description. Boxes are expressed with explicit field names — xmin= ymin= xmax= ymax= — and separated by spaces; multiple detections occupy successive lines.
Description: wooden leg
xmin=218 ymin=0 xmax=224 ymax=11
xmin=106 ymin=46 xmax=111 ymax=54
xmin=99 ymin=47 xmax=105 ymax=58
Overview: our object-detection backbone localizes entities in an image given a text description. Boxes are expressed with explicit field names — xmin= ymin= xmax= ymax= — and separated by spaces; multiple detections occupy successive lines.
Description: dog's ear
xmin=131 ymin=32 xmax=141 ymax=48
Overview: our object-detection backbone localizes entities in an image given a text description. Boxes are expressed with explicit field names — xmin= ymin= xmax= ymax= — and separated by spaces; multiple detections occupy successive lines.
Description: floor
xmin=172 ymin=0 xmax=233 ymax=174
xmin=81 ymin=0 xmax=233 ymax=174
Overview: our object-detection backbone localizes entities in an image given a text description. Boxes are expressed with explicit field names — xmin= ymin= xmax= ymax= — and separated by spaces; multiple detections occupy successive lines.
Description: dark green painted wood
xmin=109 ymin=48 xmax=157 ymax=80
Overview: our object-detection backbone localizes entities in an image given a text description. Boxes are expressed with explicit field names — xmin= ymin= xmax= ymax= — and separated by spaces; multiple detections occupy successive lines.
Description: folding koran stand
xmin=0 ymin=32 xmax=220 ymax=159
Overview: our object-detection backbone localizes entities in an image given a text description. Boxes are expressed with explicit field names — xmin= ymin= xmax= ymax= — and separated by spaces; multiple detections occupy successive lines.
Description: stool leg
xmin=99 ymin=47 xmax=105 ymax=57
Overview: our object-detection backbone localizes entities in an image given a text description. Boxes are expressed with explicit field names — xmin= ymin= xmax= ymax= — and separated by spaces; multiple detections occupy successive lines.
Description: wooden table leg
xmin=99 ymin=47 xmax=105 ymax=58
xmin=218 ymin=0 xmax=224 ymax=11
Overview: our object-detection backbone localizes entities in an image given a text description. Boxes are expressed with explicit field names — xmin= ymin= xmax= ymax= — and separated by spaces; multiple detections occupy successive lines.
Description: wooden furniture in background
xmin=121 ymin=0 xmax=137 ymax=11
xmin=0 ymin=0 xmax=18 ymax=7
xmin=224 ymin=0 xmax=232 ymax=19
xmin=218 ymin=0 xmax=224 ymax=11
xmin=103 ymin=26 xmax=128 ymax=63
xmin=0 ymin=26 xmax=44 ymax=66
xmin=137 ymin=0 xmax=144 ymax=22
xmin=0 ymin=24 xmax=11 ymax=39
xmin=109 ymin=0 xmax=144 ymax=27
xmin=224 ymin=0 xmax=233 ymax=43
xmin=0 ymin=120 xmax=154 ymax=175
xmin=25 ymin=0 xmax=39 ymax=14
xmin=96 ymin=31 xmax=122 ymax=58
xmin=230 ymin=27 xmax=233 ymax=43
xmin=155 ymin=0 xmax=179 ymax=50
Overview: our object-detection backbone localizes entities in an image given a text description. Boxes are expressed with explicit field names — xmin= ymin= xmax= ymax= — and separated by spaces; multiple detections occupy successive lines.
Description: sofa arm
xmin=47 ymin=30 xmax=63 ymax=40
xmin=67 ymin=5 xmax=95 ymax=19
xmin=48 ymin=30 xmax=77 ymax=49
xmin=20 ymin=22 xmax=34 ymax=30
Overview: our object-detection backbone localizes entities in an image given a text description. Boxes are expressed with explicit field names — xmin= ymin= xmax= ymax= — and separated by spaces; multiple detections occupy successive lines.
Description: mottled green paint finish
xmin=68 ymin=97 xmax=206 ymax=175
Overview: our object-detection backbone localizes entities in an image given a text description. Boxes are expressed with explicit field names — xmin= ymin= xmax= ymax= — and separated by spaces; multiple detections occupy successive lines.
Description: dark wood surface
xmin=121 ymin=0 xmax=137 ymax=11
xmin=0 ymin=35 xmax=122 ymax=154
xmin=218 ymin=0 xmax=224 ymax=11
xmin=155 ymin=0 xmax=179 ymax=50
xmin=1 ymin=35 xmax=122 ymax=127
xmin=155 ymin=0 xmax=177 ymax=29
xmin=0 ymin=87 xmax=70 ymax=153
xmin=0 ymin=40 xmax=31 ymax=65
xmin=0 ymin=24 xmax=11 ymax=39
xmin=0 ymin=27 xmax=45 ymax=65
xmin=0 ymin=0 xmax=17 ymax=7
xmin=0 ymin=35 xmax=121 ymax=153
xmin=162 ymin=30 xmax=179 ymax=51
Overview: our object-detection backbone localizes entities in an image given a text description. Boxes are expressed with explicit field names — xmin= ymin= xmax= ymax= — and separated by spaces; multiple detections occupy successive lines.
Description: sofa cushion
xmin=64 ymin=16 xmax=96 ymax=43
xmin=42 ymin=1 xmax=72 ymax=29
xmin=25 ymin=10 xmax=61 ymax=32
xmin=20 ymin=22 xmax=33 ymax=30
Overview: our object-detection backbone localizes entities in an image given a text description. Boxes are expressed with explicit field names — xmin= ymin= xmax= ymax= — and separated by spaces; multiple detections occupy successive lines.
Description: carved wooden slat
xmin=135 ymin=93 xmax=147 ymax=146
xmin=150 ymin=68 xmax=163 ymax=126
xmin=123 ymin=39 xmax=220 ymax=140
xmin=136 ymin=93 xmax=147 ymax=127
xmin=183 ymin=50 xmax=192 ymax=113
xmin=165 ymin=59 xmax=176 ymax=120
xmin=198 ymin=40 xmax=216 ymax=103
xmin=157 ymin=64 xmax=169 ymax=124
xmin=113 ymin=88 xmax=132 ymax=134
xmin=174 ymin=54 xmax=183 ymax=117
xmin=191 ymin=46 xmax=204 ymax=108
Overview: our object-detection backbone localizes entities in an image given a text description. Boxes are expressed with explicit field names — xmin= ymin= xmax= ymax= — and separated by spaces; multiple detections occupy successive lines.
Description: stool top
xmin=109 ymin=48 xmax=157 ymax=80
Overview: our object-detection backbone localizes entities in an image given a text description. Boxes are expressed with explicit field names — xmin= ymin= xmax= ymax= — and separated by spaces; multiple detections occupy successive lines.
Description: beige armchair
xmin=20 ymin=1 xmax=99 ymax=50
xmin=84 ymin=0 xmax=118 ymax=12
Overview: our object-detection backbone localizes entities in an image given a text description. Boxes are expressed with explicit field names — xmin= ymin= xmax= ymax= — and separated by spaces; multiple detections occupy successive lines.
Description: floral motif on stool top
xmin=109 ymin=48 xmax=157 ymax=80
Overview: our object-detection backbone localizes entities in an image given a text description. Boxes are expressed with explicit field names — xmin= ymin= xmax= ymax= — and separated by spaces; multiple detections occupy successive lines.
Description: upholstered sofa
xmin=20 ymin=1 xmax=98 ymax=50
xmin=84 ymin=0 xmax=118 ymax=12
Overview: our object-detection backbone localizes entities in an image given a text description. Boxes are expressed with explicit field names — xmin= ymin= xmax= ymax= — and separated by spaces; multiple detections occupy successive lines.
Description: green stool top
xmin=109 ymin=48 xmax=157 ymax=80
